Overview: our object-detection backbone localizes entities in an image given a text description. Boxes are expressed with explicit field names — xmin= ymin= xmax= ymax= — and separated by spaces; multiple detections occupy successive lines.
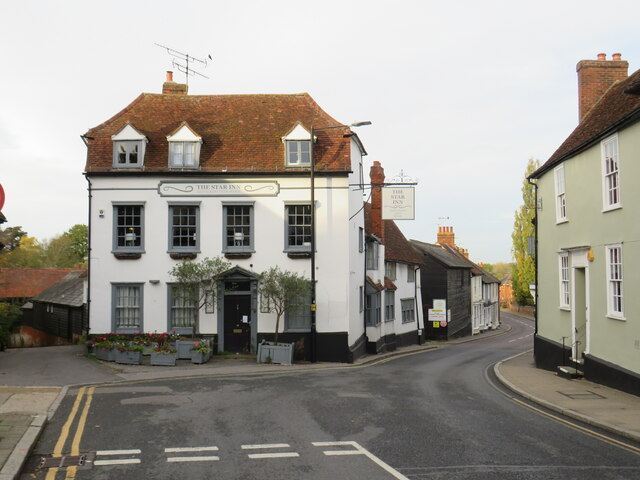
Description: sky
xmin=1 ymin=1 xmax=640 ymax=264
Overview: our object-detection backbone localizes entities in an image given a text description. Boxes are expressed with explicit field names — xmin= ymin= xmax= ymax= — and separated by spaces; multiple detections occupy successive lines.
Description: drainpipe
xmin=527 ymin=177 xmax=539 ymax=337
xmin=414 ymin=265 xmax=422 ymax=344
xmin=84 ymin=174 xmax=92 ymax=338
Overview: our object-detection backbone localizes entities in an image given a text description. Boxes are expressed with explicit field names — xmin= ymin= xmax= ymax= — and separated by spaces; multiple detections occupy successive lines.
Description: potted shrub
xmin=115 ymin=343 xmax=143 ymax=365
xmin=150 ymin=344 xmax=177 ymax=366
xmin=257 ymin=266 xmax=311 ymax=365
xmin=191 ymin=340 xmax=212 ymax=364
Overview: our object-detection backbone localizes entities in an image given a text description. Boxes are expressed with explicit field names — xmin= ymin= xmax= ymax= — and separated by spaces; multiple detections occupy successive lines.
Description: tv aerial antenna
xmin=155 ymin=43 xmax=212 ymax=85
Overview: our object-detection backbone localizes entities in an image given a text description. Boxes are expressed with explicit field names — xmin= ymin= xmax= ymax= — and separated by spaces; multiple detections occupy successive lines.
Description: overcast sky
xmin=2 ymin=1 xmax=639 ymax=264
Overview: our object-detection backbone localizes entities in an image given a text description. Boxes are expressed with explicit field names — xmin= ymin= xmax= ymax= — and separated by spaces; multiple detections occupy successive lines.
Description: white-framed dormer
xmin=601 ymin=133 xmax=621 ymax=212
xmin=282 ymin=123 xmax=313 ymax=167
xmin=112 ymin=123 xmax=148 ymax=168
xmin=167 ymin=123 xmax=202 ymax=169
xmin=554 ymin=164 xmax=567 ymax=223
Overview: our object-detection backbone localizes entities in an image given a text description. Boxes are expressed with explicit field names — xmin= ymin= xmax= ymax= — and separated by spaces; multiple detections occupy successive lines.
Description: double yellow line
xmin=46 ymin=386 xmax=95 ymax=480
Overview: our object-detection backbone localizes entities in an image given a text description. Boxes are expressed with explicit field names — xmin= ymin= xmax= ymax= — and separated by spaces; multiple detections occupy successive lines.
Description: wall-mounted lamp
xmin=587 ymin=250 xmax=595 ymax=262
xmin=149 ymin=280 xmax=160 ymax=284
xmin=99 ymin=209 xmax=105 ymax=218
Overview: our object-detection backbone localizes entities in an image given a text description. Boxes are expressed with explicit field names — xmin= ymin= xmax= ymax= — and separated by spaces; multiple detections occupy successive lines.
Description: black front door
xmin=223 ymin=295 xmax=251 ymax=353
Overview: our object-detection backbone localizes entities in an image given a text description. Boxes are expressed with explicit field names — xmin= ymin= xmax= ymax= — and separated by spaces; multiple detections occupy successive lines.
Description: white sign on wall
xmin=159 ymin=181 xmax=280 ymax=197
xmin=382 ymin=187 xmax=415 ymax=220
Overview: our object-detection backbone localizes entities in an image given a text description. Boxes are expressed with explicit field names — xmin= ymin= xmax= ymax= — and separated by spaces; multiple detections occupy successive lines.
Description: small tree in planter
xmin=257 ymin=267 xmax=311 ymax=364
xmin=169 ymin=256 xmax=231 ymax=338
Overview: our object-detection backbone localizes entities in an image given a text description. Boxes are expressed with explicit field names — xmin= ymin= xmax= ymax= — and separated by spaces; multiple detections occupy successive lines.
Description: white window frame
xmin=112 ymin=283 xmax=143 ymax=333
xmin=554 ymin=164 xmax=567 ymax=223
xmin=605 ymin=244 xmax=624 ymax=319
xmin=284 ymin=203 xmax=311 ymax=252
xmin=113 ymin=203 xmax=145 ymax=253
xmin=559 ymin=253 xmax=570 ymax=309
xmin=282 ymin=123 xmax=312 ymax=167
xmin=167 ymin=124 xmax=202 ymax=169
xmin=366 ymin=241 xmax=379 ymax=270
xmin=384 ymin=290 xmax=395 ymax=321
xmin=407 ymin=265 xmax=416 ymax=283
xmin=112 ymin=124 xmax=147 ymax=168
xmin=385 ymin=262 xmax=397 ymax=281
xmin=601 ymin=135 xmax=621 ymax=211
xmin=401 ymin=298 xmax=415 ymax=324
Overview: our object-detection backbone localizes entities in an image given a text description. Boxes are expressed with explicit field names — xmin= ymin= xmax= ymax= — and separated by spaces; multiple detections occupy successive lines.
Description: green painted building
xmin=530 ymin=53 xmax=640 ymax=396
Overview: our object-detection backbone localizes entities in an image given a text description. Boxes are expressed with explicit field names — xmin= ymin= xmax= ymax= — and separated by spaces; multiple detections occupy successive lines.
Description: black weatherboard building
xmin=411 ymin=239 xmax=472 ymax=340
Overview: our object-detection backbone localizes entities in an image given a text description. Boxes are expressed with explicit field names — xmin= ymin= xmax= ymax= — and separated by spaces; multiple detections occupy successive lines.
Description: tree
xmin=511 ymin=158 xmax=540 ymax=306
xmin=0 ymin=236 xmax=42 ymax=268
xmin=0 ymin=226 xmax=27 ymax=251
xmin=258 ymin=266 xmax=311 ymax=344
xmin=168 ymin=257 xmax=231 ymax=330
xmin=63 ymin=224 xmax=89 ymax=261
xmin=0 ymin=302 xmax=21 ymax=350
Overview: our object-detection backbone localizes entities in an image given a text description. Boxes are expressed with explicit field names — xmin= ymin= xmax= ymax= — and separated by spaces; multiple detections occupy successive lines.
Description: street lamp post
xmin=309 ymin=121 xmax=371 ymax=363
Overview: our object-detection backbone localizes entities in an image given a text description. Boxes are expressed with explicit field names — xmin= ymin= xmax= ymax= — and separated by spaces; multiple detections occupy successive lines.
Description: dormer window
xmin=112 ymin=124 xmax=147 ymax=168
xmin=167 ymin=123 xmax=202 ymax=169
xmin=282 ymin=123 xmax=312 ymax=167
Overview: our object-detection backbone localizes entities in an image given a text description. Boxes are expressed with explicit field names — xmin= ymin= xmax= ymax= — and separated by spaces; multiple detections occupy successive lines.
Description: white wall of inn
xmin=88 ymin=173 xmax=358 ymax=337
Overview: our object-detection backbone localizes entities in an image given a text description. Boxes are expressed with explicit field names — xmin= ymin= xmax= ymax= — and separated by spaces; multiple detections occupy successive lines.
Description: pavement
xmin=0 ymin=318 xmax=638 ymax=479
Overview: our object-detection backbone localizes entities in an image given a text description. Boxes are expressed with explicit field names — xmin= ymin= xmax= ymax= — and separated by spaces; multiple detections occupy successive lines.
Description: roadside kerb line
xmin=45 ymin=386 xmax=87 ymax=480
xmin=312 ymin=441 xmax=409 ymax=480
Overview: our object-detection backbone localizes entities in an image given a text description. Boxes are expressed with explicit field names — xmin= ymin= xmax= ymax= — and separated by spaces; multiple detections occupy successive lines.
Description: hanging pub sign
xmin=382 ymin=187 xmax=415 ymax=220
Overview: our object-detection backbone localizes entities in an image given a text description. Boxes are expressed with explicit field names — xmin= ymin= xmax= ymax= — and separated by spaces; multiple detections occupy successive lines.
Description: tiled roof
xmin=363 ymin=203 xmax=422 ymax=265
xmin=0 ymin=268 xmax=82 ymax=299
xmin=384 ymin=277 xmax=397 ymax=291
xmin=410 ymin=240 xmax=471 ymax=269
xmin=33 ymin=270 xmax=87 ymax=307
xmin=84 ymin=92 xmax=355 ymax=174
xmin=532 ymin=68 xmax=640 ymax=178
xmin=443 ymin=245 xmax=500 ymax=283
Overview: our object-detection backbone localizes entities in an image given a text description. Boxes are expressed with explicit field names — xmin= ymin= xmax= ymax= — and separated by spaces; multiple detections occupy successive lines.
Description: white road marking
xmin=167 ymin=456 xmax=220 ymax=462
xmin=165 ymin=446 xmax=219 ymax=453
xmin=312 ymin=441 xmax=409 ymax=480
xmin=508 ymin=333 xmax=533 ymax=343
xmin=96 ymin=449 xmax=141 ymax=455
xmin=94 ymin=459 xmax=141 ymax=466
xmin=247 ymin=452 xmax=300 ymax=459
xmin=241 ymin=443 xmax=290 ymax=449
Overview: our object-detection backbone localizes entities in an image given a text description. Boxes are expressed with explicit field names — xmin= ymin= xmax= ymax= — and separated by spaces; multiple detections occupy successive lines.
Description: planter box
xmin=150 ymin=352 xmax=177 ymax=366
xmin=257 ymin=342 xmax=294 ymax=365
xmin=141 ymin=343 xmax=158 ymax=356
xmin=176 ymin=340 xmax=198 ymax=359
xmin=191 ymin=350 xmax=211 ymax=364
xmin=115 ymin=350 xmax=143 ymax=365
xmin=94 ymin=347 xmax=116 ymax=362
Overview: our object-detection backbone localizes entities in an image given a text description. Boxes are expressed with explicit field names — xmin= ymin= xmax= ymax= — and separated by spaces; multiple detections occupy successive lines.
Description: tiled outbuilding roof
xmin=532 ymin=68 xmax=640 ymax=178
xmin=0 ymin=268 xmax=82 ymax=299
xmin=84 ymin=92 xmax=356 ymax=174
xmin=33 ymin=270 xmax=86 ymax=307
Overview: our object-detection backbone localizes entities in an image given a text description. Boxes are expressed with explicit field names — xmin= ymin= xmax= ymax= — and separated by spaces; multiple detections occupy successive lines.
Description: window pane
xmin=226 ymin=206 xmax=251 ymax=248
xmin=287 ymin=205 xmax=311 ymax=247
xmin=116 ymin=205 xmax=142 ymax=248
xmin=171 ymin=206 xmax=197 ymax=248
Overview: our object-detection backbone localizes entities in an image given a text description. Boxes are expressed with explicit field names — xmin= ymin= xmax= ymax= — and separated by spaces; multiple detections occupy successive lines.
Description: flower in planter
xmin=192 ymin=341 xmax=211 ymax=354
xmin=133 ymin=334 xmax=153 ymax=347
xmin=153 ymin=344 xmax=177 ymax=355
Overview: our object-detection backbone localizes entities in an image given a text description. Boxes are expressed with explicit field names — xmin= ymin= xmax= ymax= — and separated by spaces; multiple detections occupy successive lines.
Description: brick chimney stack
xmin=370 ymin=161 xmax=385 ymax=244
xmin=437 ymin=226 xmax=455 ymax=248
xmin=162 ymin=71 xmax=188 ymax=95
xmin=577 ymin=53 xmax=628 ymax=122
